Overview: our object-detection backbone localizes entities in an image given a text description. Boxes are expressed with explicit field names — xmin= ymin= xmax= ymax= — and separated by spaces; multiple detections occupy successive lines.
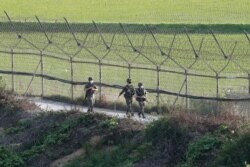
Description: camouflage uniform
xmin=136 ymin=84 xmax=147 ymax=118
xmin=85 ymin=82 xmax=97 ymax=112
xmin=119 ymin=82 xmax=135 ymax=117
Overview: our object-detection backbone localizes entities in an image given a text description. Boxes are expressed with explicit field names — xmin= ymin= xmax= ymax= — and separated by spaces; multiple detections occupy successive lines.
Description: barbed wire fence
xmin=0 ymin=12 xmax=250 ymax=117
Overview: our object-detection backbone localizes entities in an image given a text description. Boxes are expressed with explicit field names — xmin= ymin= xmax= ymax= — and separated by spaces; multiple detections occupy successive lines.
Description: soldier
xmin=84 ymin=77 xmax=98 ymax=112
xmin=118 ymin=78 xmax=135 ymax=117
xmin=136 ymin=82 xmax=147 ymax=118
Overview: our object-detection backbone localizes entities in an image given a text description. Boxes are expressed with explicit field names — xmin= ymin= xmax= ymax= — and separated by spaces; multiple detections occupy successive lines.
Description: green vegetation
xmin=0 ymin=146 xmax=25 ymax=167
xmin=213 ymin=132 xmax=250 ymax=167
xmin=145 ymin=117 xmax=186 ymax=144
xmin=0 ymin=1 xmax=250 ymax=165
xmin=1 ymin=22 xmax=250 ymax=33
xmin=180 ymin=134 xmax=222 ymax=167
xmin=5 ymin=119 xmax=32 ymax=134
xmin=0 ymin=88 xmax=249 ymax=167
xmin=0 ymin=30 xmax=249 ymax=103
xmin=66 ymin=115 xmax=249 ymax=167
xmin=98 ymin=117 xmax=119 ymax=130
xmin=0 ymin=0 xmax=250 ymax=24
xmin=0 ymin=1 xmax=250 ymax=103
xmin=20 ymin=115 xmax=88 ymax=160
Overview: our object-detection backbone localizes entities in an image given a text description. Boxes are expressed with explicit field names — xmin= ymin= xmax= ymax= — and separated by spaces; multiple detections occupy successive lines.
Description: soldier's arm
xmin=85 ymin=87 xmax=91 ymax=91
xmin=135 ymin=89 xmax=138 ymax=97
xmin=85 ymin=85 xmax=97 ymax=91
xmin=118 ymin=87 xmax=125 ymax=97
xmin=135 ymin=89 xmax=141 ymax=98
xmin=130 ymin=86 xmax=135 ymax=95
xmin=92 ymin=86 xmax=98 ymax=91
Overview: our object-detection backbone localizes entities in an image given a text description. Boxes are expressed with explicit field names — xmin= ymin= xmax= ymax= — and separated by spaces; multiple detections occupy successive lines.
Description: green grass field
xmin=0 ymin=30 xmax=249 ymax=103
xmin=0 ymin=1 xmax=250 ymax=106
xmin=0 ymin=0 xmax=250 ymax=24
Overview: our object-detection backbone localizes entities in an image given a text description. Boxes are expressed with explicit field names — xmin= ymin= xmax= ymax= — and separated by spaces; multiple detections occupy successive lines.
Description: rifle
xmin=135 ymin=96 xmax=147 ymax=102
xmin=84 ymin=86 xmax=98 ymax=101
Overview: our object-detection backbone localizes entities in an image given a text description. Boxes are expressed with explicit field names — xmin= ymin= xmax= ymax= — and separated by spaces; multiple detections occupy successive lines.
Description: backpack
xmin=136 ymin=88 xmax=146 ymax=101
xmin=124 ymin=85 xmax=135 ymax=98
xmin=136 ymin=88 xmax=146 ymax=96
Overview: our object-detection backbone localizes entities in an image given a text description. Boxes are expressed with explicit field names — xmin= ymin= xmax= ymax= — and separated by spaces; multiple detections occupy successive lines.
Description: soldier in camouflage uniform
xmin=118 ymin=78 xmax=135 ymax=117
xmin=136 ymin=82 xmax=147 ymax=118
xmin=84 ymin=77 xmax=98 ymax=112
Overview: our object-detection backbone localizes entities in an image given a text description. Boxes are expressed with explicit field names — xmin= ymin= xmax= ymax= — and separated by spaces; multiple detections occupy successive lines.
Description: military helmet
xmin=138 ymin=82 xmax=143 ymax=87
xmin=126 ymin=78 xmax=131 ymax=83
xmin=88 ymin=77 xmax=93 ymax=81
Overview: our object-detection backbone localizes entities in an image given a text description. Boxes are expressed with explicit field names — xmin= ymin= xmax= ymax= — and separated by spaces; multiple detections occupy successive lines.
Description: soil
xmin=50 ymin=149 xmax=85 ymax=167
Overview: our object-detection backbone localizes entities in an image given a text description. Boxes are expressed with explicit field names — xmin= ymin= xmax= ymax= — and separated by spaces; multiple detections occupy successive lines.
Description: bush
xmin=212 ymin=132 xmax=250 ymax=167
xmin=98 ymin=117 xmax=118 ymax=130
xmin=0 ymin=146 xmax=24 ymax=167
xmin=145 ymin=118 xmax=185 ymax=144
xmin=5 ymin=119 xmax=33 ymax=134
xmin=180 ymin=134 xmax=222 ymax=167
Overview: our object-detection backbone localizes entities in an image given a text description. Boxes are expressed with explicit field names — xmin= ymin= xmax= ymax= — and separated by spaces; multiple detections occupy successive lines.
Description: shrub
xmin=5 ymin=119 xmax=33 ymax=134
xmin=0 ymin=146 xmax=24 ymax=167
xmin=145 ymin=118 xmax=185 ymax=144
xmin=182 ymin=134 xmax=222 ymax=166
xmin=20 ymin=113 xmax=98 ymax=160
xmin=98 ymin=117 xmax=118 ymax=130
xmin=212 ymin=132 xmax=250 ymax=167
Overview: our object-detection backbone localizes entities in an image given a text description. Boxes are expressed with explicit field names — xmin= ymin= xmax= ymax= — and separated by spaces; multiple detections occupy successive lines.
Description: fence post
xmin=128 ymin=63 xmax=131 ymax=79
xmin=99 ymin=60 xmax=102 ymax=102
xmin=248 ymin=74 xmax=250 ymax=94
xmin=156 ymin=66 xmax=160 ymax=114
xmin=216 ymin=73 xmax=219 ymax=98
xmin=40 ymin=51 xmax=44 ymax=97
xmin=185 ymin=70 xmax=188 ymax=109
xmin=216 ymin=72 xmax=221 ymax=112
xmin=11 ymin=48 xmax=15 ymax=92
xmin=70 ymin=57 xmax=74 ymax=101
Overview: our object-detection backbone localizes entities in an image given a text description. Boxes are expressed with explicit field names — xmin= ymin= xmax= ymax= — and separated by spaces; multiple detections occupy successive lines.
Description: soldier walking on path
xmin=136 ymin=82 xmax=147 ymax=118
xmin=118 ymin=78 xmax=135 ymax=117
xmin=84 ymin=77 xmax=98 ymax=113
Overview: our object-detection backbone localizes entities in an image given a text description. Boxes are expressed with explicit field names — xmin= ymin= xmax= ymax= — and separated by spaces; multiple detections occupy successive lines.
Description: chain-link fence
xmin=0 ymin=13 xmax=250 ymax=116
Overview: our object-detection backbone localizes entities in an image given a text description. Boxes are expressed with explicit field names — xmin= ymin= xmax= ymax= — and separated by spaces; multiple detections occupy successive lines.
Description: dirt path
xmin=50 ymin=148 xmax=85 ymax=167
xmin=27 ymin=97 xmax=159 ymax=124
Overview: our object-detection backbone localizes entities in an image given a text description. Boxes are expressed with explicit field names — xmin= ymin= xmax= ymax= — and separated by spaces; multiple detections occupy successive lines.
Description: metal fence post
xmin=40 ymin=51 xmax=44 ymax=97
xmin=248 ymin=74 xmax=250 ymax=94
xmin=99 ymin=60 xmax=102 ymax=102
xmin=70 ymin=57 xmax=74 ymax=101
xmin=156 ymin=66 xmax=160 ymax=113
xmin=216 ymin=72 xmax=221 ymax=112
xmin=185 ymin=70 xmax=188 ymax=109
xmin=216 ymin=73 xmax=219 ymax=98
xmin=11 ymin=48 xmax=15 ymax=92
xmin=128 ymin=63 xmax=131 ymax=79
